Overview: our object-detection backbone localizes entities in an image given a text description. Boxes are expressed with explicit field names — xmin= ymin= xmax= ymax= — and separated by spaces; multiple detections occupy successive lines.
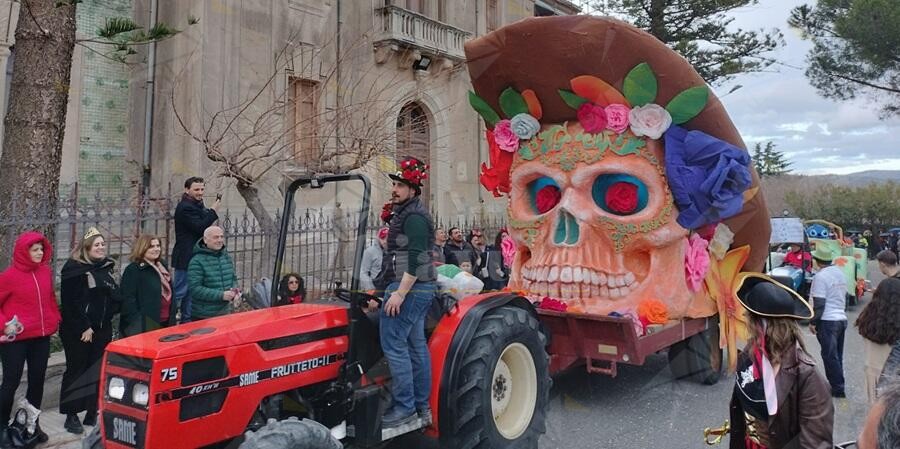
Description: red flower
xmin=697 ymin=223 xmax=718 ymax=241
xmin=479 ymin=130 xmax=514 ymax=197
xmin=576 ymin=103 xmax=608 ymax=134
xmin=535 ymin=185 xmax=561 ymax=214
xmin=538 ymin=297 xmax=568 ymax=312
xmin=380 ymin=202 xmax=394 ymax=223
xmin=606 ymin=182 xmax=638 ymax=214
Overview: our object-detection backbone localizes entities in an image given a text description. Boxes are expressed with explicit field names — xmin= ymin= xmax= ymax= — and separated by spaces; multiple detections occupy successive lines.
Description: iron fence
xmin=0 ymin=183 xmax=507 ymax=297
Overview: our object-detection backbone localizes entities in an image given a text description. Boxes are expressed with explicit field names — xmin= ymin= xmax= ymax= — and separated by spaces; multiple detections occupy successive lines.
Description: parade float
xmin=468 ymin=14 xmax=771 ymax=377
xmin=805 ymin=219 xmax=869 ymax=305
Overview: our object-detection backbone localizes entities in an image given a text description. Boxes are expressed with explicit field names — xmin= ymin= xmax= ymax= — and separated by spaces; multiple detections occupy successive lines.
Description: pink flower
xmin=605 ymin=104 xmax=630 ymax=133
xmin=501 ymin=235 xmax=516 ymax=267
xmin=576 ymin=103 xmax=607 ymax=133
xmin=629 ymin=104 xmax=672 ymax=139
xmin=493 ymin=120 xmax=520 ymax=152
xmin=684 ymin=233 xmax=710 ymax=292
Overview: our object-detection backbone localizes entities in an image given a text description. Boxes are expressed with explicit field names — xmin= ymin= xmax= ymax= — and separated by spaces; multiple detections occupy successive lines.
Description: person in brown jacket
xmin=729 ymin=273 xmax=834 ymax=449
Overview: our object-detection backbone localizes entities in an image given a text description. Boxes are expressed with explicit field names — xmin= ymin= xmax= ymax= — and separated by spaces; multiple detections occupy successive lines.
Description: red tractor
xmin=86 ymin=174 xmax=719 ymax=449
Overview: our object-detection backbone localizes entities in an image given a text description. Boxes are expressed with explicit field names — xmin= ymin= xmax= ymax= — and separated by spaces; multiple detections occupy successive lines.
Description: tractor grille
xmin=103 ymin=411 xmax=146 ymax=448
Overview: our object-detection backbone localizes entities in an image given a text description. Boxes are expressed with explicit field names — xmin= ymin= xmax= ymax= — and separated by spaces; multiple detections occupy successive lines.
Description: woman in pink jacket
xmin=0 ymin=232 xmax=62 ymax=448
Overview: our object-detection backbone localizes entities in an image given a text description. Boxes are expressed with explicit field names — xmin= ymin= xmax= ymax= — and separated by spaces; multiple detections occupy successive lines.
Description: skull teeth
xmin=520 ymin=265 xmax=639 ymax=299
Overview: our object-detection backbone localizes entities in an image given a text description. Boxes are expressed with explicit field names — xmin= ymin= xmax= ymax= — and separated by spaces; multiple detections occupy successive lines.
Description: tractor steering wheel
xmin=334 ymin=288 xmax=383 ymax=309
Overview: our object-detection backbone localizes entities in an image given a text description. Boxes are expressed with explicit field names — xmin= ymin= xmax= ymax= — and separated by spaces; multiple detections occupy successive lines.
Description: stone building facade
xmin=1 ymin=0 xmax=579 ymax=218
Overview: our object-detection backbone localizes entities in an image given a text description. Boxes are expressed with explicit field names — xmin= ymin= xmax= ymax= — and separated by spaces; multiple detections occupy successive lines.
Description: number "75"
xmin=161 ymin=367 xmax=178 ymax=382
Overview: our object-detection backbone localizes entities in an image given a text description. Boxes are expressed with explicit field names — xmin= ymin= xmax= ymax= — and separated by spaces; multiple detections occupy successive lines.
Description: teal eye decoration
xmin=592 ymin=174 xmax=649 ymax=216
xmin=528 ymin=177 xmax=561 ymax=215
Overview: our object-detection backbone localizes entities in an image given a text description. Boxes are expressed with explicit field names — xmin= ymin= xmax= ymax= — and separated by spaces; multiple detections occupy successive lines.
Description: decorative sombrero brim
xmin=734 ymin=272 xmax=813 ymax=319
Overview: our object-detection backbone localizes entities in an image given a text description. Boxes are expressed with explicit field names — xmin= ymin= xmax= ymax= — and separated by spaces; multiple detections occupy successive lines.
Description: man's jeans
xmin=816 ymin=319 xmax=847 ymax=395
xmin=380 ymin=281 xmax=436 ymax=415
xmin=173 ymin=269 xmax=192 ymax=323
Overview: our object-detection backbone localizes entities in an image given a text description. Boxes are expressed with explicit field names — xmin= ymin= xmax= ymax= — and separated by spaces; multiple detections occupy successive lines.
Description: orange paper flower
xmin=637 ymin=298 xmax=669 ymax=324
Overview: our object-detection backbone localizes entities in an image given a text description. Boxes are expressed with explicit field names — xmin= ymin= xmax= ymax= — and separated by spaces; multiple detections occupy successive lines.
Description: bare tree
xmin=171 ymin=31 xmax=459 ymax=278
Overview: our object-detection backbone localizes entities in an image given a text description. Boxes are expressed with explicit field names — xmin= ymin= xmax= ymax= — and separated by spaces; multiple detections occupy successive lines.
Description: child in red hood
xmin=0 ymin=232 xmax=62 ymax=446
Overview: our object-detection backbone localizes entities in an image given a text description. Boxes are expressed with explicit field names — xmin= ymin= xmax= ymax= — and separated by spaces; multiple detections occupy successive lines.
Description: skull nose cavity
xmin=554 ymin=209 xmax=580 ymax=246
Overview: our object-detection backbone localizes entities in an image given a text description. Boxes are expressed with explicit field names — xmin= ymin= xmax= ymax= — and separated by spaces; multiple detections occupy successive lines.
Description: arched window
xmin=396 ymin=102 xmax=431 ymax=204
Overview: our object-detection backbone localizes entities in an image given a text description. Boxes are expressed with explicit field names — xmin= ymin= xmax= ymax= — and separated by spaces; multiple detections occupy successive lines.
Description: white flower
xmin=509 ymin=113 xmax=541 ymax=140
xmin=628 ymin=104 xmax=672 ymax=140
xmin=709 ymin=223 xmax=735 ymax=260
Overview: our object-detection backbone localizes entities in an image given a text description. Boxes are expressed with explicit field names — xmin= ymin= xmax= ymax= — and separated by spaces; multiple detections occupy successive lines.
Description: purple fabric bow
xmin=664 ymin=125 xmax=752 ymax=230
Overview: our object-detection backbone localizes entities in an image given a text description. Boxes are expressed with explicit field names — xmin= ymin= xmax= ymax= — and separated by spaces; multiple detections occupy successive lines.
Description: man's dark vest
xmin=376 ymin=196 xmax=436 ymax=287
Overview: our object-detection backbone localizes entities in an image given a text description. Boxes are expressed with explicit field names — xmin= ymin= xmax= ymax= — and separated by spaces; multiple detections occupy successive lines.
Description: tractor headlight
xmin=132 ymin=382 xmax=149 ymax=406
xmin=108 ymin=377 xmax=126 ymax=400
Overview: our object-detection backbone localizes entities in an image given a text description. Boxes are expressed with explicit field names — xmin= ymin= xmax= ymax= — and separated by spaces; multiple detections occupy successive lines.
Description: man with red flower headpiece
xmin=373 ymin=157 xmax=437 ymax=431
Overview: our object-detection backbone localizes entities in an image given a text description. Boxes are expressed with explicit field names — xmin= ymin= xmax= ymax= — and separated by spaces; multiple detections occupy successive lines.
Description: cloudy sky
xmin=715 ymin=0 xmax=900 ymax=175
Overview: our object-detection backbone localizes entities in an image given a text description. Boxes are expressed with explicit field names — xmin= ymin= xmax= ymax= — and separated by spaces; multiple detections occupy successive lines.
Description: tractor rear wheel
xmin=238 ymin=417 xmax=341 ymax=449
xmin=441 ymin=306 xmax=550 ymax=449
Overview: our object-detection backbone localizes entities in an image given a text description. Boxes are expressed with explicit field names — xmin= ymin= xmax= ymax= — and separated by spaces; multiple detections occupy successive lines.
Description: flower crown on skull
xmin=470 ymin=62 xmax=754 ymax=231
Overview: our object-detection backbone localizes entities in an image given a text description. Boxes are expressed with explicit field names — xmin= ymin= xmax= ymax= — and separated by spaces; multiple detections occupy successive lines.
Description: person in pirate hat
xmin=728 ymin=273 xmax=833 ymax=449
xmin=374 ymin=156 xmax=437 ymax=430
xmin=809 ymin=244 xmax=849 ymax=398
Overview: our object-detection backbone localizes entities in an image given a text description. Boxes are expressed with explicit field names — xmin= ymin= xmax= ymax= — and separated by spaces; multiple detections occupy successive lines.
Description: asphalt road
xmin=395 ymin=261 xmax=881 ymax=449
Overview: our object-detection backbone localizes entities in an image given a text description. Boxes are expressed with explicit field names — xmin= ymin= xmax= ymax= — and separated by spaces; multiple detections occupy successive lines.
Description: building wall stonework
xmin=0 ymin=0 xmax=576 ymax=216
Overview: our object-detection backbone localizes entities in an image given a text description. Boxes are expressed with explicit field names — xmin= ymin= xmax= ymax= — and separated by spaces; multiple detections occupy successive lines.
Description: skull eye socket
xmin=528 ymin=177 xmax=561 ymax=215
xmin=592 ymin=174 xmax=649 ymax=216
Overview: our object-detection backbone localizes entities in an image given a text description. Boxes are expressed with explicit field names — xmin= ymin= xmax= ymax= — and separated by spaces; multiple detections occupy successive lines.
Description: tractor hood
xmin=106 ymin=304 xmax=350 ymax=360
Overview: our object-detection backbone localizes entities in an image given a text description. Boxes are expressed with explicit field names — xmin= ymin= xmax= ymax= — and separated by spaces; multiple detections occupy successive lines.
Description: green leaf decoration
xmin=623 ymin=63 xmax=657 ymax=106
xmin=519 ymin=145 xmax=537 ymax=161
xmin=665 ymin=86 xmax=709 ymax=124
xmin=468 ymin=91 xmax=500 ymax=126
xmin=499 ymin=87 xmax=528 ymax=117
xmin=558 ymin=89 xmax=588 ymax=109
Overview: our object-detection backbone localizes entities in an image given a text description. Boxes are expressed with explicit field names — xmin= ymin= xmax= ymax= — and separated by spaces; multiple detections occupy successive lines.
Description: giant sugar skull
xmin=466 ymin=16 xmax=772 ymax=320
xmin=505 ymin=122 xmax=693 ymax=316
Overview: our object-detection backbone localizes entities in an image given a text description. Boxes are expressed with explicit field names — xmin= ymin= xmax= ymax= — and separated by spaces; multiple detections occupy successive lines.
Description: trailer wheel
xmin=667 ymin=340 xmax=693 ymax=381
xmin=667 ymin=319 xmax=723 ymax=385
xmin=82 ymin=426 xmax=103 ymax=449
xmin=238 ymin=417 xmax=341 ymax=449
xmin=689 ymin=323 xmax=723 ymax=385
xmin=441 ymin=306 xmax=550 ymax=449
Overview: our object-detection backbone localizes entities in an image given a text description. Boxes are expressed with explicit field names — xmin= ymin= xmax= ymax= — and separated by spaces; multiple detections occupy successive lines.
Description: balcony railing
xmin=374 ymin=5 xmax=470 ymax=61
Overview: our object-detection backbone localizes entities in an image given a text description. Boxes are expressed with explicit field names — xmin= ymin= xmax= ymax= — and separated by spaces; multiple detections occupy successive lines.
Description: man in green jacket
xmin=188 ymin=226 xmax=238 ymax=320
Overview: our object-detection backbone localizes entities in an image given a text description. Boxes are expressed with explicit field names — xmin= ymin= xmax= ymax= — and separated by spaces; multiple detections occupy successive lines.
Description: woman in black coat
xmin=119 ymin=235 xmax=176 ymax=337
xmin=58 ymin=228 xmax=120 ymax=435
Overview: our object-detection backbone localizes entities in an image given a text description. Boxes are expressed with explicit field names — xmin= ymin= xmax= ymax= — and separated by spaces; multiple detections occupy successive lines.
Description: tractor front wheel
xmin=441 ymin=306 xmax=550 ymax=449
xmin=238 ymin=417 xmax=341 ymax=449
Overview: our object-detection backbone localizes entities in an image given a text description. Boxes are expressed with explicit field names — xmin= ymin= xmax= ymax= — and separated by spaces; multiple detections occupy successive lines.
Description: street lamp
xmin=783 ymin=209 xmax=790 ymax=217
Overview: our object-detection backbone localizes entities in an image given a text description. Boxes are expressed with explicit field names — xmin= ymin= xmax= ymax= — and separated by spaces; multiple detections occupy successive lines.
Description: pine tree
xmin=790 ymin=0 xmax=900 ymax=116
xmin=578 ymin=0 xmax=784 ymax=85
xmin=752 ymin=141 xmax=792 ymax=177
